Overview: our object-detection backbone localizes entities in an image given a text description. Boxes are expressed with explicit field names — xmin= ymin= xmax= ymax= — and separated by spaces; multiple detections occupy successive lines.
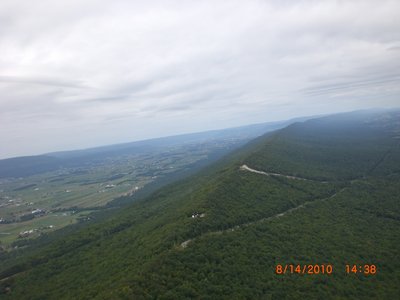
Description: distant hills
xmin=0 ymin=117 xmax=308 ymax=179
xmin=1 ymin=109 xmax=399 ymax=299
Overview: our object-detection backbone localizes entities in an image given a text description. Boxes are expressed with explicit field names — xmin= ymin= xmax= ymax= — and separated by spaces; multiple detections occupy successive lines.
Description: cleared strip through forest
xmin=239 ymin=164 xmax=327 ymax=182
xmin=180 ymin=170 xmax=347 ymax=249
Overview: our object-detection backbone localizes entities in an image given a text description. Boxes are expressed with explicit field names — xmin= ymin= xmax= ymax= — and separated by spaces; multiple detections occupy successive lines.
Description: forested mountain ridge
xmin=1 ymin=109 xmax=399 ymax=299
xmin=244 ymin=110 xmax=400 ymax=180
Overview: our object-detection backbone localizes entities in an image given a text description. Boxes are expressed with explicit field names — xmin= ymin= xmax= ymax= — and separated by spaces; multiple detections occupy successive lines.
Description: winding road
xmin=180 ymin=165 xmax=344 ymax=249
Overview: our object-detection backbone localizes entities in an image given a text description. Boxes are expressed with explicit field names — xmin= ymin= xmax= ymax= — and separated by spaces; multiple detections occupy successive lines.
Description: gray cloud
xmin=301 ymin=75 xmax=400 ymax=97
xmin=0 ymin=75 xmax=86 ymax=89
xmin=0 ymin=0 xmax=399 ymax=158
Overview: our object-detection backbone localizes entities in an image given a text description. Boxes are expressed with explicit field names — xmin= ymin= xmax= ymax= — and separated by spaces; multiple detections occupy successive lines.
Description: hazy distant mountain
xmin=0 ymin=117 xmax=309 ymax=179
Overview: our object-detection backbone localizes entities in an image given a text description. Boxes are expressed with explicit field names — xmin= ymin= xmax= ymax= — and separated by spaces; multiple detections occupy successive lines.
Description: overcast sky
xmin=1 ymin=0 xmax=399 ymax=159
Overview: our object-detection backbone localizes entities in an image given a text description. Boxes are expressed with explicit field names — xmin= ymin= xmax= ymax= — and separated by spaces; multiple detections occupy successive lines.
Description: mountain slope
xmin=1 ymin=109 xmax=399 ymax=299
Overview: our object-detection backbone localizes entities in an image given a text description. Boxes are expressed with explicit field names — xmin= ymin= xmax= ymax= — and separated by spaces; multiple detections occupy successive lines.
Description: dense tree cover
xmin=0 ymin=110 xmax=399 ymax=299
xmin=124 ymin=176 xmax=400 ymax=299
xmin=244 ymin=113 xmax=399 ymax=181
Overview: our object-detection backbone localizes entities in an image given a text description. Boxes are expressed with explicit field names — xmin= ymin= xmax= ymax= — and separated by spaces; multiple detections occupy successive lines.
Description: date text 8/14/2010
xmin=275 ymin=264 xmax=377 ymax=275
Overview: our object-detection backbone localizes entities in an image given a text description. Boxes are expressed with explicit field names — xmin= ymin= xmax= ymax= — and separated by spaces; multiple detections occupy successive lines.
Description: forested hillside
xmin=1 ymin=109 xmax=399 ymax=299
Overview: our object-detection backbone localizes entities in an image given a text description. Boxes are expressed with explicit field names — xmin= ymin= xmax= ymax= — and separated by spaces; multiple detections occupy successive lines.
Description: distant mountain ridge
xmin=0 ymin=116 xmax=310 ymax=179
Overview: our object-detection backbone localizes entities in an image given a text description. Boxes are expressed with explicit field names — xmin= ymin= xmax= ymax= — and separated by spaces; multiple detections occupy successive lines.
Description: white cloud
xmin=0 ymin=0 xmax=399 ymax=158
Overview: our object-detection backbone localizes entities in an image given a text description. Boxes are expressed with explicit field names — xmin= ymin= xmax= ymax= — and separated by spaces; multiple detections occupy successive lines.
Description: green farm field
xmin=0 ymin=137 xmax=248 ymax=246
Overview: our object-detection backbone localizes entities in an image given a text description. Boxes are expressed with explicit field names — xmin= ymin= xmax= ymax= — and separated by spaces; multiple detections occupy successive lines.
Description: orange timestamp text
xmin=275 ymin=264 xmax=333 ymax=275
xmin=275 ymin=264 xmax=378 ymax=275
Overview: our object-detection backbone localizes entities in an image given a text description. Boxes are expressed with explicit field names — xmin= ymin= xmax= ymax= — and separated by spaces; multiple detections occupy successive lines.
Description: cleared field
xmin=0 ymin=138 xmax=243 ymax=246
xmin=0 ymin=211 xmax=93 ymax=245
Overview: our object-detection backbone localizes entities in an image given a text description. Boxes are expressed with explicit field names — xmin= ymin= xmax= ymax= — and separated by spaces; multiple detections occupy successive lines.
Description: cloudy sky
xmin=1 ymin=0 xmax=399 ymax=159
